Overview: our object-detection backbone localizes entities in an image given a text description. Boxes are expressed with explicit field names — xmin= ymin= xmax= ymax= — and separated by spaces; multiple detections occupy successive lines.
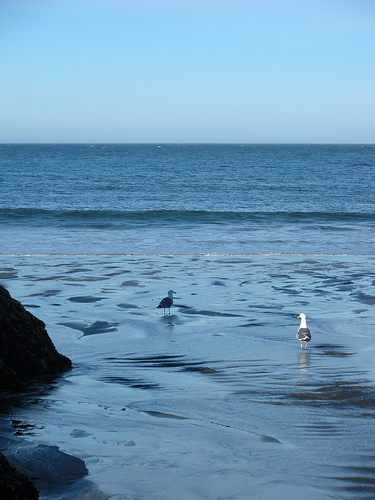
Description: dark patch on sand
xmin=66 ymin=268 xmax=92 ymax=274
xmin=0 ymin=270 xmax=18 ymax=279
xmin=29 ymin=289 xmax=61 ymax=297
xmin=106 ymin=354 xmax=221 ymax=377
xmin=121 ymin=280 xmax=140 ymax=286
xmin=351 ymin=292 xmax=375 ymax=305
xmin=70 ymin=429 xmax=90 ymax=438
xmin=11 ymin=420 xmax=38 ymax=436
xmin=291 ymin=381 xmax=375 ymax=408
xmin=36 ymin=275 xmax=65 ymax=281
xmin=59 ymin=320 xmax=119 ymax=336
xmin=181 ymin=307 xmax=243 ymax=317
xmin=82 ymin=321 xmax=119 ymax=336
xmin=68 ymin=295 xmax=106 ymax=303
xmin=144 ymin=410 xmax=188 ymax=420
xmin=272 ymin=285 xmax=300 ymax=295
xmin=238 ymin=321 xmax=266 ymax=327
xmin=117 ymin=302 xmax=140 ymax=309
xmin=182 ymin=365 xmax=218 ymax=375
xmin=59 ymin=321 xmax=87 ymax=332
xmin=104 ymin=270 xmax=129 ymax=277
xmin=261 ymin=435 xmax=282 ymax=444
xmin=103 ymin=376 xmax=160 ymax=390
xmin=6 ymin=443 xmax=88 ymax=492
xmin=314 ymin=344 xmax=353 ymax=356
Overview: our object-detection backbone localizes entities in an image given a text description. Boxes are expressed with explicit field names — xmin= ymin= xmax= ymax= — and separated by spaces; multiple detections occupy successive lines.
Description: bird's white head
xmin=168 ymin=290 xmax=176 ymax=297
xmin=297 ymin=313 xmax=307 ymax=328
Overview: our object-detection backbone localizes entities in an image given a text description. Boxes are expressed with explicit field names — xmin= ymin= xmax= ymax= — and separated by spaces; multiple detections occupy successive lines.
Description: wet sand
xmin=1 ymin=255 xmax=375 ymax=499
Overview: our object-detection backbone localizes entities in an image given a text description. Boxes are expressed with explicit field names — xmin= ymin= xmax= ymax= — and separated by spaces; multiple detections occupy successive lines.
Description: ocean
xmin=1 ymin=143 xmax=374 ymax=256
xmin=1 ymin=144 xmax=375 ymax=500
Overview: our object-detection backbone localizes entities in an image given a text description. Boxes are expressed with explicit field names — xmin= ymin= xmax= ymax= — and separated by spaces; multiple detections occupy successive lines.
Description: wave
xmin=0 ymin=252 xmax=369 ymax=258
xmin=1 ymin=208 xmax=374 ymax=227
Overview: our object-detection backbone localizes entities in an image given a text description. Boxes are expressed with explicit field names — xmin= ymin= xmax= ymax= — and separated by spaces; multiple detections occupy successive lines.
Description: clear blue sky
xmin=1 ymin=0 xmax=374 ymax=143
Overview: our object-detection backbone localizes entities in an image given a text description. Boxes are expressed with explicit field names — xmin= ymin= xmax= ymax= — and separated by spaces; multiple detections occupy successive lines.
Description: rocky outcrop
xmin=0 ymin=285 xmax=71 ymax=390
xmin=0 ymin=285 xmax=73 ymax=498
xmin=0 ymin=452 xmax=39 ymax=500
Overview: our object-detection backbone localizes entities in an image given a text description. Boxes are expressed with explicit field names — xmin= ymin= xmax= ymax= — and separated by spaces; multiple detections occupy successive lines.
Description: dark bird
xmin=296 ymin=313 xmax=311 ymax=350
xmin=157 ymin=290 xmax=176 ymax=315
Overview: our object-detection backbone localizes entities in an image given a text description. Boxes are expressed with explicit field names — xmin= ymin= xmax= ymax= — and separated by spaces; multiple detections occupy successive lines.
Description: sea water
xmin=1 ymin=143 xmax=374 ymax=256
xmin=1 ymin=144 xmax=375 ymax=500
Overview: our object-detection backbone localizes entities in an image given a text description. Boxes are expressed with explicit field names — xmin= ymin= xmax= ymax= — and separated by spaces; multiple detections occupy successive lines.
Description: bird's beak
xmin=297 ymin=315 xmax=300 ymax=318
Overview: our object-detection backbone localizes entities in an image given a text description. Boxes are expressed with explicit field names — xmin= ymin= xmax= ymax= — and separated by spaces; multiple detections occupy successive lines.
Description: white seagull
xmin=297 ymin=313 xmax=311 ymax=350
xmin=157 ymin=290 xmax=176 ymax=315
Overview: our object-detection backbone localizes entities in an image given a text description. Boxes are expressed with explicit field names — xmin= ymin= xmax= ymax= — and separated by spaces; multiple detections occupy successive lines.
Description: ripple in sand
xmin=329 ymin=467 xmax=375 ymax=497
xmin=295 ymin=421 xmax=345 ymax=438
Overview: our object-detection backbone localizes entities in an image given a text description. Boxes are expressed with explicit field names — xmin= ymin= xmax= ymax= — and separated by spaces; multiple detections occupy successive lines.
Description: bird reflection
xmin=159 ymin=313 xmax=177 ymax=327
xmin=298 ymin=350 xmax=310 ymax=373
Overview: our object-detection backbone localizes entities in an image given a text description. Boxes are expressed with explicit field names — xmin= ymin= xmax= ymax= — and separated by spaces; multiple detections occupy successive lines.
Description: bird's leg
xmin=300 ymin=342 xmax=303 ymax=350
xmin=304 ymin=342 xmax=307 ymax=350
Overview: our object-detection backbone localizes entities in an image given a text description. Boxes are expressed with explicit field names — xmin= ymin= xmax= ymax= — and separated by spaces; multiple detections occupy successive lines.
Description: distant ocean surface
xmin=1 ymin=143 xmax=374 ymax=256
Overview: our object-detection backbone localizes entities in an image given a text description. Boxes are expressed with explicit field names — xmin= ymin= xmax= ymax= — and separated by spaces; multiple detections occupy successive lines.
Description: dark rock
xmin=7 ymin=443 xmax=88 ymax=492
xmin=0 ymin=285 xmax=71 ymax=391
xmin=0 ymin=285 xmax=73 ymax=497
xmin=0 ymin=451 xmax=39 ymax=500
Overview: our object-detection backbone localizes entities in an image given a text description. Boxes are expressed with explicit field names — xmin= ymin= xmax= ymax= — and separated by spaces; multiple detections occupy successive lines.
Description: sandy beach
xmin=0 ymin=254 xmax=374 ymax=499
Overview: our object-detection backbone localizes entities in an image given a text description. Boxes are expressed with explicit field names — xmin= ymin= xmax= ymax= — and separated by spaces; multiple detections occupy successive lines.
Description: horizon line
xmin=1 ymin=142 xmax=374 ymax=146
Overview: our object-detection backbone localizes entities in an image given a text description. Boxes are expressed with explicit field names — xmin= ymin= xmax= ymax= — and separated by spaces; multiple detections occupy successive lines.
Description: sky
xmin=1 ymin=0 xmax=374 ymax=143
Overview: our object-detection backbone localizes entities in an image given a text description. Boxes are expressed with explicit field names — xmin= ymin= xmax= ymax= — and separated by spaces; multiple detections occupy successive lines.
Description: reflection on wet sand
xmin=0 ymin=255 xmax=375 ymax=499
xmin=298 ymin=350 xmax=310 ymax=373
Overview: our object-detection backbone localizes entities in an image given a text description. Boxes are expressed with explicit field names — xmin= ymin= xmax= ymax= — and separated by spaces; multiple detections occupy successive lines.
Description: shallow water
xmin=1 ymin=254 xmax=375 ymax=499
